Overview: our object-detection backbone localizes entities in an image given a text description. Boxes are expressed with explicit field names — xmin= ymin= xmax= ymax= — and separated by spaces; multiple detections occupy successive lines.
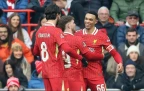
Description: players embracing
xmin=74 ymin=11 xmax=123 ymax=91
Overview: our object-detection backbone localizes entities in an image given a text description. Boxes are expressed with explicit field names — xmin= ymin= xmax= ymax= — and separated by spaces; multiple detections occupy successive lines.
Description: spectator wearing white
xmin=8 ymin=13 xmax=32 ymax=48
xmin=118 ymin=27 xmax=144 ymax=63
xmin=126 ymin=45 xmax=144 ymax=72
xmin=117 ymin=10 xmax=144 ymax=47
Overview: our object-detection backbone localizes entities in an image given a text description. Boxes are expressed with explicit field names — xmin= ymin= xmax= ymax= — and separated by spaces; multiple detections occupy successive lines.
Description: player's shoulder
xmin=74 ymin=29 xmax=83 ymax=36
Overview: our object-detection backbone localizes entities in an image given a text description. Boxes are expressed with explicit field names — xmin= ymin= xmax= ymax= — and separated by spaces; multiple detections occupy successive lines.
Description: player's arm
xmin=55 ymin=29 xmax=87 ymax=66
xmin=33 ymin=37 xmax=40 ymax=56
xmin=77 ymin=38 xmax=104 ymax=60
xmin=103 ymin=34 xmax=123 ymax=73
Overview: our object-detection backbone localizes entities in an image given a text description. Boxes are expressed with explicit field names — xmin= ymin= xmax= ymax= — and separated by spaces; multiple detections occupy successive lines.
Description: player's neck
xmin=45 ymin=20 xmax=57 ymax=26
xmin=86 ymin=27 xmax=95 ymax=34
xmin=64 ymin=28 xmax=73 ymax=35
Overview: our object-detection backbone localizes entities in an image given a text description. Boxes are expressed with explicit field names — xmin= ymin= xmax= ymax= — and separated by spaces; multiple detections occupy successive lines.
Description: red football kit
xmin=75 ymin=27 xmax=122 ymax=91
xmin=62 ymin=32 xmax=104 ymax=91
xmin=33 ymin=24 xmax=83 ymax=91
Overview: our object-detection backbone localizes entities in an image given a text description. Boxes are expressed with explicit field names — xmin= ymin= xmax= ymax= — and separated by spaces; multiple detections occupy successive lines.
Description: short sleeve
xmin=102 ymin=33 xmax=114 ymax=52
xmin=53 ymin=28 xmax=66 ymax=46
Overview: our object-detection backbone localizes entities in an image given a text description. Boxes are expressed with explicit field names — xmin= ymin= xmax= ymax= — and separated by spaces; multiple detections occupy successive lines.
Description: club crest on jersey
xmin=93 ymin=40 xmax=97 ymax=44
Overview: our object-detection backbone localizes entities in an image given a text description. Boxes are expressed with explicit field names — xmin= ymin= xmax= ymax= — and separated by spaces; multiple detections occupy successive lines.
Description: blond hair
xmin=11 ymin=42 xmax=22 ymax=52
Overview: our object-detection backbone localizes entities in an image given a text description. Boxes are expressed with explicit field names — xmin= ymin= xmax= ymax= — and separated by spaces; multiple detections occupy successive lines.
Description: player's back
xmin=35 ymin=26 xmax=65 ymax=78
xmin=63 ymin=33 xmax=84 ymax=81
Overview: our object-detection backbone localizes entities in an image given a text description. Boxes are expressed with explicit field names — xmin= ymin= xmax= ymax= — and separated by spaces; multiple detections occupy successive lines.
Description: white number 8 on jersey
xmin=41 ymin=42 xmax=49 ymax=62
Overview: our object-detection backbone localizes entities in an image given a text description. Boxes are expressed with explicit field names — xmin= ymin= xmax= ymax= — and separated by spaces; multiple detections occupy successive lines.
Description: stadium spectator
xmin=8 ymin=13 xmax=32 ymax=48
xmin=0 ymin=24 xmax=34 ymax=63
xmin=8 ymin=42 xmax=31 ymax=81
xmin=0 ymin=59 xmax=28 ymax=88
xmin=110 ymin=0 xmax=144 ymax=25
xmin=53 ymin=0 xmax=85 ymax=29
xmin=73 ymin=0 xmax=109 ymax=13
xmin=96 ymin=6 xmax=117 ymax=46
xmin=117 ymin=10 xmax=144 ymax=47
xmin=0 ymin=0 xmax=28 ymax=24
xmin=114 ymin=59 xmax=144 ymax=91
xmin=126 ymin=45 xmax=144 ymax=72
xmin=27 ymin=0 xmax=51 ymax=27
xmin=6 ymin=77 xmax=23 ymax=91
xmin=118 ymin=28 xmax=144 ymax=62
xmin=0 ymin=9 xmax=3 ymax=24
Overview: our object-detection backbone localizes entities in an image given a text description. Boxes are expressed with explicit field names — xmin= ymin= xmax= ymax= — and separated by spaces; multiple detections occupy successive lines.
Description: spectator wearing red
xmin=0 ymin=0 xmax=28 ymax=24
xmin=0 ymin=24 xmax=34 ymax=63
xmin=0 ymin=59 xmax=28 ymax=88
xmin=8 ymin=13 xmax=32 ymax=48
xmin=6 ymin=77 xmax=20 ymax=91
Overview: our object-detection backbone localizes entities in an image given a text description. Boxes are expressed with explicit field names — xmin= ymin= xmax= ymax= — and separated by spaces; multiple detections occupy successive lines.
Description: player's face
xmin=125 ymin=65 xmax=136 ymax=78
xmin=41 ymin=18 xmax=47 ymax=26
xmin=68 ymin=20 xmax=76 ymax=33
xmin=126 ymin=32 xmax=137 ymax=44
xmin=126 ymin=16 xmax=139 ymax=26
xmin=129 ymin=52 xmax=138 ymax=61
xmin=98 ymin=9 xmax=109 ymax=23
xmin=5 ymin=64 xmax=13 ymax=77
xmin=9 ymin=85 xmax=19 ymax=91
xmin=13 ymin=50 xmax=23 ymax=59
xmin=11 ymin=16 xmax=20 ymax=28
xmin=0 ymin=27 xmax=8 ymax=41
xmin=84 ymin=13 xmax=97 ymax=30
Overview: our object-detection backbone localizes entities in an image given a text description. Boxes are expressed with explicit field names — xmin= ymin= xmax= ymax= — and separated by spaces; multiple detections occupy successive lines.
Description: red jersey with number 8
xmin=33 ymin=26 xmax=66 ymax=78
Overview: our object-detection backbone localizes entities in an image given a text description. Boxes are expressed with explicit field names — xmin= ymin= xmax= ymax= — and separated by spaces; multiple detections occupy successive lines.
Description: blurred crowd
xmin=0 ymin=0 xmax=144 ymax=91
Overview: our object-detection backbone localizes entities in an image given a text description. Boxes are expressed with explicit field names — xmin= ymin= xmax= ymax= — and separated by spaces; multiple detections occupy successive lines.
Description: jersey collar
xmin=64 ymin=32 xmax=74 ymax=35
xmin=44 ymin=22 xmax=55 ymax=27
xmin=83 ymin=27 xmax=98 ymax=35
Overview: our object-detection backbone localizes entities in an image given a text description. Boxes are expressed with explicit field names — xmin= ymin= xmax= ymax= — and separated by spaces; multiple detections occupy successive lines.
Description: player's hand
xmin=117 ymin=63 xmax=123 ymax=73
xmin=81 ymin=57 xmax=88 ymax=67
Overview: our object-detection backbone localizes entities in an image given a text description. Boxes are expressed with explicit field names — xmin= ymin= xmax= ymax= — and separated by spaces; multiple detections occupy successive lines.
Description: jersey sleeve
xmin=102 ymin=33 xmax=114 ymax=52
xmin=54 ymin=28 xmax=66 ymax=46
xmin=76 ymin=37 xmax=89 ymax=54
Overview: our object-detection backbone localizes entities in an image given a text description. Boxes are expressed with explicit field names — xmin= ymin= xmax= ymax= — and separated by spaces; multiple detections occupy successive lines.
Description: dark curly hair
xmin=45 ymin=3 xmax=61 ymax=20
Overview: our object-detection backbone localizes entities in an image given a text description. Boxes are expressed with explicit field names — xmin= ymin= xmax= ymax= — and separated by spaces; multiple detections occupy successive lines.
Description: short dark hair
xmin=57 ymin=16 xmax=74 ymax=31
xmin=87 ymin=11 xmax=98 ymax=19
xmin=45 ymin=3 xmax=61 ymax=20
xmin=126 ymin=27 xmax=138 ymax=35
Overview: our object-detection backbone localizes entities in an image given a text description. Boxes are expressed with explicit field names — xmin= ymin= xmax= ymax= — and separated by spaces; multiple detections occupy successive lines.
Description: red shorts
xmin=84 ymin=78 xmax=106 ymax=91
xmin=43 ymin=78 xmax=67 ymax=91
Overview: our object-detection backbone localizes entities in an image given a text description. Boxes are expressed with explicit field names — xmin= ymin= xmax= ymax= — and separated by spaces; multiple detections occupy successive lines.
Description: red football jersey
xmin=62 ymin=32 xmax=89 ymax=81
xmin=75 ymin=27 xmax=114 ymax=79
xmin=33 ymin=25 xmax=66 ymax=78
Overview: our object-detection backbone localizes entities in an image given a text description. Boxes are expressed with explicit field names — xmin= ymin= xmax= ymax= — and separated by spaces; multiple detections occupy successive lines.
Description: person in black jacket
xmin=114 ymin=59 xmax=144 ymax=91
xmin=0 ymin=59 xmax=28 ymax=88
xmin=0 ymin=8 xmax=3 ymax=23
xmin=53 ymin=0 xmax=85 ymax=29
